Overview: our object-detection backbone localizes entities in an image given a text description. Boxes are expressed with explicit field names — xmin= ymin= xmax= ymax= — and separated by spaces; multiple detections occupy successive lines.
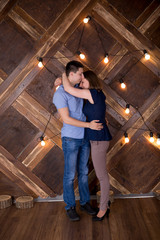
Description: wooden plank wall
xmin=0 ymin=0 xmax=160 ymax=198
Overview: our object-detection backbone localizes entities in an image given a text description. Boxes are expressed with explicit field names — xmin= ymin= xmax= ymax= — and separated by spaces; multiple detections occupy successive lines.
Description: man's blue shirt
xmin=53 ymin=85 xmax=86 ymax=139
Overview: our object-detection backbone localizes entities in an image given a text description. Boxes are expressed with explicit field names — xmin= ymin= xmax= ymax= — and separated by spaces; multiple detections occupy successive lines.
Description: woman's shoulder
xmin=90 ymin=89 xmax=105 ymax=97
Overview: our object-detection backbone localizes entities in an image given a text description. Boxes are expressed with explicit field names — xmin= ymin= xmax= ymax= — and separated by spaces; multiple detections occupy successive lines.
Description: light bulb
xmin=125 ymin=137 xmax=129 ymax=143
xmin=157 ymin=134 xmax=160 ymax=145
xmin=149 ymin=132 xmax=154 ymax=143
xmin=124 ymin=132 xmax=129 ymax=143
xmin=40 ymin=136 xmax=45 ymax=146
xmin=37 ymin=57 xmax=43 ymax=68
xmin=143 ymin=50 xmax=150 ymax=60
xmin=121 ymin=83 xmax=126 ymax=89
xmin=77 ymin=51 xmax=85 ymax=59
xmin=104 ymin=54 xmax=109 ymax=63
xmin=125 ymin=104 xmax=130 ymax=114
xmin=83 ymin=16 xmax=91 ymax=23
xmin=41 ymin=140 xmax=45 ymax=146
xmin=119 ymin=79 xmax=126 ymax=89
xmin=150 ymin=137 xmax=154 ymax=143
xmin=80 ymin=53 xmax=85 ymax=59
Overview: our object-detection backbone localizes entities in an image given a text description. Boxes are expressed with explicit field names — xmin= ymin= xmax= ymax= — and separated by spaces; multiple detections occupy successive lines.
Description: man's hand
xmin=89 ymin=120 xmax=103 ymax=130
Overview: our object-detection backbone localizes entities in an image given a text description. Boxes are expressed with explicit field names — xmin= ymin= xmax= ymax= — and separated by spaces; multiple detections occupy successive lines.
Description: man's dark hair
xmin=66 ymin=61 xmax=84 ymax=76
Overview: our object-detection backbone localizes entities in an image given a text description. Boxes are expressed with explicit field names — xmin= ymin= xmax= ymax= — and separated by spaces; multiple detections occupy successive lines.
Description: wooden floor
xmin=0 ymin=198 xmax=160 ymax=240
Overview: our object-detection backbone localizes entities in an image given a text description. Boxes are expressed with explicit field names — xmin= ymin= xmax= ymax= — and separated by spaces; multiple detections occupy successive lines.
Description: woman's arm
xmin=58 ymin=107 xmax=103 ymax=130
xmin=62 ymin=73 xmax=93 ymax=103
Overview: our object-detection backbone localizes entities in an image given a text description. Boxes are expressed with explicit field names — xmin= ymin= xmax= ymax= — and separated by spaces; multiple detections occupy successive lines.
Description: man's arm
xmin=58 ymin=107 xmax=103 ymax=130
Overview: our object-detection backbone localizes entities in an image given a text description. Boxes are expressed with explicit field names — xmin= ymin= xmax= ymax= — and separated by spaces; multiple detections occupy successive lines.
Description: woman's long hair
xmin=83 ymin=70 xmax=102 ymax=90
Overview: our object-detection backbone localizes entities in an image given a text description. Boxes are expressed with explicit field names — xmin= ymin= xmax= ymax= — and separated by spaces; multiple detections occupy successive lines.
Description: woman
xmin=62 ymin=70 xmax=112 ymax=221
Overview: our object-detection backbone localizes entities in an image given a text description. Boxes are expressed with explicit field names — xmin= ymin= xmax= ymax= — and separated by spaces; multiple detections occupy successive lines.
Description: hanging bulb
xmin=80 ymin=53 xmax=85 ymax=59
xmin=40 ymin=136 xmax=45 ymax=146
xmin=125 ymin=104 xmax=130 ymax=114
xmin=143 ymin=50 xmax=150 ymax=60
xmin=119 ymin=79 xmax=126 ymax=89
xmin=149 ymin=132 xmax=154 ymax=143
xmin=157 ymin=134 xmax=160 ymax=145
xmin=77 ymin=51 xmax=85 ymax=60
xmin=104 ymin=54 xmax=109 ymax=63
xmin=124 ymin=132 xmax=129 ymax=143
xmin=37 ymin=57 xmax=43 ymax=68
xmin=83 ymin=16 xmax=91 ymax=23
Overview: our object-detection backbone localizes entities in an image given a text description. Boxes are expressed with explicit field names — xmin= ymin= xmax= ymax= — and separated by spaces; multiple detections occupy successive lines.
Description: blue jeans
xmin=62 ymin=137 xmax=90 ymax=210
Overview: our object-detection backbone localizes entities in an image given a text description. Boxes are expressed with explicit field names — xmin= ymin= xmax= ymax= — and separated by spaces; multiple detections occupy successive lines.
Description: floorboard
xmin=0 ymin=198 xmax=159 ymax=240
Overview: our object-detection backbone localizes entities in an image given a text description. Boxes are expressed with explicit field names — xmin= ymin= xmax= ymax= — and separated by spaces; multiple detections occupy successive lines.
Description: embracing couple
xmin=53 ymin=61 xmax=112 ymax=221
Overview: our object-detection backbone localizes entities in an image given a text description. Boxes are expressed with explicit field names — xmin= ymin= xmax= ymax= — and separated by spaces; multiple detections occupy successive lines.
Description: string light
xmin=119 ymin=79 xmax=126 ymax=89
xmin=124 ymin=132 xmax=129 ymax=143
xmin=77 ymin=51 xmax=85 ymax=59
xmin=37 ymin=57 xmax=43 ymax=68
xmin=35 ymin=17 xmax=157 ymax=148
xmin=104 ymin=54 xmax=109 ymax=63
xmin=83 ymin=16 xmax=91 ymax=23
xmin=143 ymin=50 xmax=150 ymax=60
xmin=149 ymin=132 xmax=154 ymax=143
xmin=125 ymin=104 xmax=130 ymax=114
xmin=40 ymin=136 xmax=45 ymax=146
xmin=156 ymin=134 xmax=160 ymax=145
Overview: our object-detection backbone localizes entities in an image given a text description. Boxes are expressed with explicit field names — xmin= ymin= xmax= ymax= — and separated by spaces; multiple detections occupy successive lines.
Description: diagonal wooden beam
xmin=97 ymin=2 xmax=160 ymax=82
xmin=12 ymin=91 xmax=62 ymax=149
xmin=87 ymin=86 xmax=160 ymax=189
xmin=93 ymin=2 xmax=160 ymax=77
xmin=0 ymin=162 xmax=37 ymax=197
xmin=0 ymin=146 xmax=56 ymax=197
xmin=133 ymin=0 xmax=160 ymax=28
xmin=0 ymin=0 xmax=10 ymax=12
xmin=102 ymin=82 xmax=137 ymax=120
xmin=0 ymin=0 xmax=17 ymax=22
xmin=75 ymin=168 xmax=130 ymax=194
xmin=152 ymin=182 xmax=160 ymax=192
xmin=139 ymin=5 xmax=160 ymax=34
xmin=0 ymin=0 xmax=98 ymax=116
xmin=22 ymin=140 xmax=55 ymax=170
xmin=8 ymin=10 xmax=42 ymax=41
xmin=97 ymin=1 xmax=160 ymax=62
xmin=107 ymin=86 xmax=160 ymax=169
xmin=98 ymin=47 xmax=128 ymax=80
xmin=109 ymin=174 xmax=130 ymax=194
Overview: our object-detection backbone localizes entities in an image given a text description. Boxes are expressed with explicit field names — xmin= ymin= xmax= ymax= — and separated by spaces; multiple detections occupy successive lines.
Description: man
xmin=53 ymin=61 xmax=102 ymax=221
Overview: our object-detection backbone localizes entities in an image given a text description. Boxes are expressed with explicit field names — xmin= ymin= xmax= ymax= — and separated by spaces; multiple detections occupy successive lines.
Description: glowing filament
xmin=143 ymin=50 xmax=150 ymax=60
xmin=37 ymin=57 xmax=43 ymax=68
xmin=124 ymin=132 xmax=129 ymax=143
xmin=104 ymin=54 xmax=109 ymax=63
xmin=40 ymin=136 xmax=45 ymax=146
xmin=149 ymin=132 xmax=154 ymax=143
xmin=125 ymin=104 xmax=130 ymax=114
xmin=83 ymin=16 xmax=91 ymax=23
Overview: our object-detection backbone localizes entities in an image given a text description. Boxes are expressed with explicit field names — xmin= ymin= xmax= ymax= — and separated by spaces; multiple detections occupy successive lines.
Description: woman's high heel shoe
xmin=92 ymin=207 xmax=110 ymax=221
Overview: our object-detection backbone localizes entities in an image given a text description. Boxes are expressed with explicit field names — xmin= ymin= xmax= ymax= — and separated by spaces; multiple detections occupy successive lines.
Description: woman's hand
xmin=62 ymin=72 xmax=68 ymax=84
xmin=54 ymin=77 xmax=62 ymax=87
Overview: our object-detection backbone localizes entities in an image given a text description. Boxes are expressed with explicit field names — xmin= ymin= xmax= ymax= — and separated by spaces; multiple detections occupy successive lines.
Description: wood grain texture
xmin=0 ymin=198 xmax=159 ymax=240
xmin=0 ymin=0 xmax=160 ymax=197
xmin=0 ymin=0 xmax=95 ymax=116
xmin=93 ymin=2 xmax=160 ymax=77
xmin=22 ymin=140 xmax=55 ymax=170
xmin=12 ymin=91 xmax=62 ymax=149
xmin=0 ymin=146 xmax=56 ymax=198
xmin=8 ymin=10 xmax=41 ymax=40
xmin=134 ymin=0 xmax=160 ymax=28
